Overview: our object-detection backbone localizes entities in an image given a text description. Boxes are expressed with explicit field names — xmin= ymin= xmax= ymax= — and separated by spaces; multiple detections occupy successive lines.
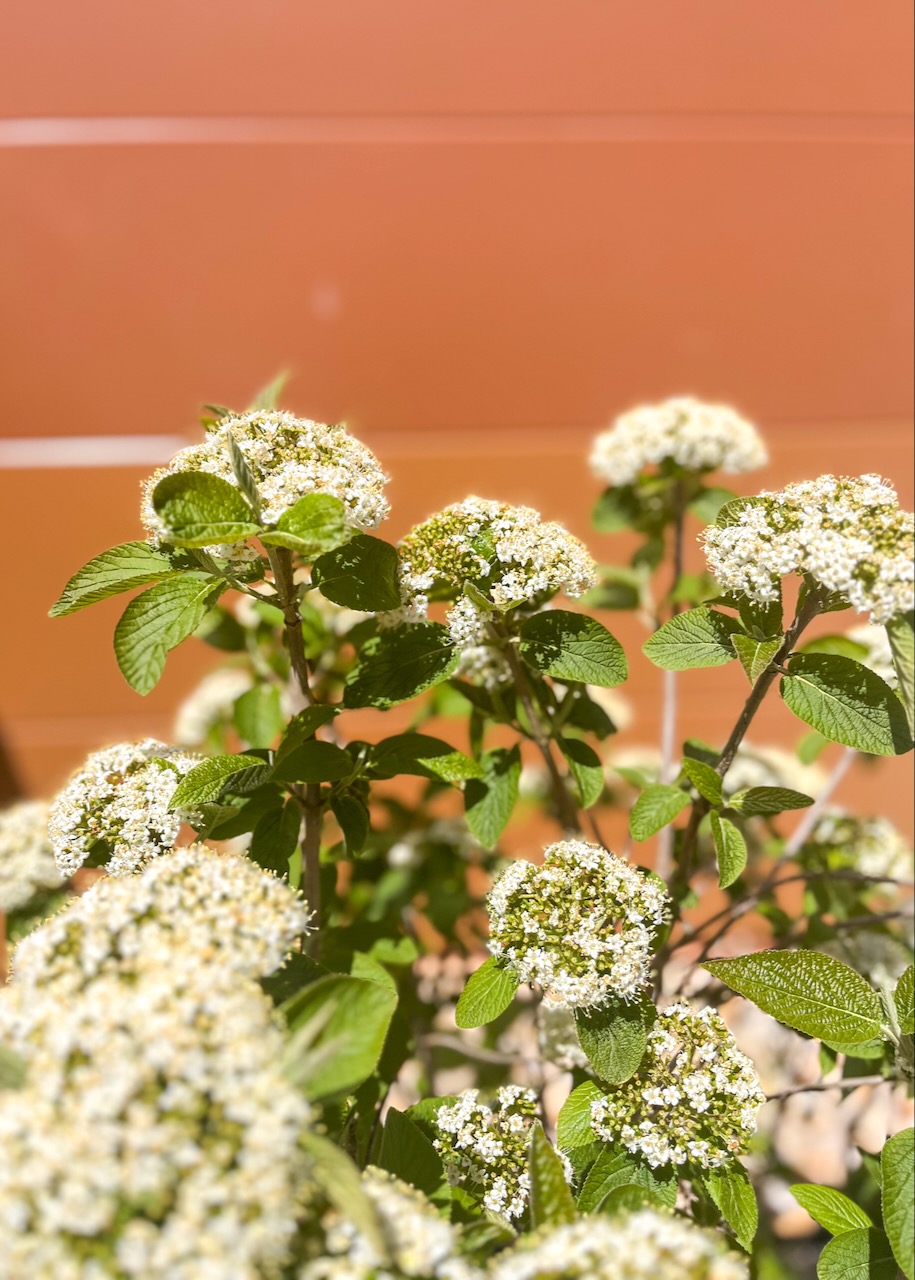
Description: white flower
xmin=142 ymin=410 xmax=389 ymax=568
xmin=703 ymin=475 xmax=914 ymax=624
xmin=589 ymin=1004 xmax=765 ymax=1170
xmin=392 ymin=498 xmax=596 ymax=648
xmin=0 ymin=846 xmax=315 ymax=1279
xmin=590 ymin=398 xmax=766 ymax=489
xmin=433 ymin=1087 xmax=564 ymax=1222
xmin=47 ymin=739 xmax=202 ymax=877
xmin=807 ymin=812 xmax=912 ymax=884
xmin=0 ymin=801 xmax=65 ymax=914
xmin=487 ymin=841 xmax=670 ymax=1009
xmin=488 ymin=1211 xmax=748 ymax=1280
xmin=300 ymin=1167 xmax=480 ymax=1280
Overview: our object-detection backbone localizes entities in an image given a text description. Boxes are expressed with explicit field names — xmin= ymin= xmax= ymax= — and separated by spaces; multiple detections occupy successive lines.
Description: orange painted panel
xmin=0 ymin=1 xmax=911 ymax=117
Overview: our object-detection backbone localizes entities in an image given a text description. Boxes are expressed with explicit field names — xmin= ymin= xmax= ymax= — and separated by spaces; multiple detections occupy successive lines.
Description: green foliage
xmin=886 ymin=612 xmax=915 ymax=734
xmin=790 ymin=1184 xmax=873 ymax=1235
xmin=728 ymin=787 xmax=814 ymax=816
xmin=895 ymin=966 xmax=914 ymax=1036
xmin=368 ymin=733 xmax=482 ymax=783
xmin=171 ymin=754 xmax=268 ymax=807
xmin=559 ymin=737 xmax=605 ymax=808
xmin=705 ymin=952 xmax=884 ymax=1046
xmin=731 ymin=634 xmax=782 ymax=683
xmin=781 ymin=654 xmax=913 ymax=756
xmin=249 ymin=799 xmax=301 ymax=876
xmin=49 ymin=541 xmax=178 ymax=617
xmin=282 ymin=973 xmax=397 ymax=1101
xmin=629 ymin=784 xmax=690 ymax=840
xmin=681 ymin=758 xmax=723 ymax=805
xmin=259 ymin=494 xmax=348 ymax=555
xmin=710 ymin=812 xmax=748 ymax=888
xmin=114 ymin=574 xmax=221 ymax=693
xmin=816 ymin=1228 xmax=898 ymax=1280
xmin=233 ymin=685 xmax=284 ymax=747
xmin=519 ymin=611 xmax=627 ymax=687
xmin=557 ymin=1081 xmax=604 ymax=1153
xmin=272 ymin=740 xmax=353 ymax=783
xmin=573 ymin=998 xmax=651 ymax=1084
xmin=151 ymin=471 xmax=261 ymax=546
xmin=454 ymin=957 xmax=518 ymax=1029
xmin=312 ymin=534 xmax=401 ymax=611
xmin=881 ymin=1128 xmax=914 ymax=1280
xmin=376 ymin=1108 xmax=446 ymax=1197
xmin=464 ymin=746 xmax=521 ymax=848
xmin=577 ymin=1146 xmax=678 ymax=1212
xmin=642 ymin=607 xmax=743 ymax=671
xmin=702 ymin=1164 xmax=758 ymax=1251
xmin=528 ymin=1123 xmax=577 ymax=1227
xmin=344 ymin=624 xmax=458 ymax=708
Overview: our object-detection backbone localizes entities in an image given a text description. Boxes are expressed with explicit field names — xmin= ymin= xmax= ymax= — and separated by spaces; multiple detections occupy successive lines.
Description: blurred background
xmin=0 ymin=1 xmax=912 ymax=832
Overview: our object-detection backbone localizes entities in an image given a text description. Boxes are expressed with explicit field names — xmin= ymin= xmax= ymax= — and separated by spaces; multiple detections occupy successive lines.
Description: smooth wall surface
xmin=0 ymin=3 xmax=912 ymax=831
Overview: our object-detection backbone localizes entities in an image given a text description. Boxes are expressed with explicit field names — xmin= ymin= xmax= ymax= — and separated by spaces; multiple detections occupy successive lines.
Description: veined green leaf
xmin=882 ymin=1128 xmax=914 ymax=1280
xmin=681 ymin=758 xmax=723 ymax=805
xmin=529 ymin=1123 xmax=577 ymax=1227
xmin=557 ymin=1080 xmax=604 ymax=1152
xmin=272 ymin=740 xmax=353 ymax=784
xmin=114 ymin=574 xmax=220 ymax=694
xmin=260 ymin=493 xmax=348 ymax=556
xmin=731 ymin=633 xmax=781 ymax=684
xmin=703 ymin=1164 xmax=757 ymax=1251
xmin=368 ymin=733 xmax=482 ymax=783
xmin=895 ymin=966 xmax=914 ymax=1036
xmin=559 ymin=737 xmax=605 ymax=809
xmin=171 ymin=753 xmax=268 ymax=807
xmin=233 ymin=685 xmax=284 ymax=747
xmin=816 ymin=1228 xmax=898 ymax=1280
xmin=710 ymin=812 xmax=748 ymax=888
xmin=630 ymin=784 xmax=691 ymax=841
xmin=151 ymin=471 xmax=260 ymax=547
xmin=464 ymin=746 xmax=521 ymax=849
xmin=705 ymin=951 xmax=883 ymax=1045
xmin=377 ymin=1109 xmax=447 ymax=1197
xmin=781 ymin=654 xmax=913 ymax=757
xmin=344 ymin=624 xmax=459 ymax=709
xmin=642 ymin=607 xmax=743 ymax=671
xmin=330 ymin=794 xmax=370 ymax=856
xmin=249 ymin=798 xmax=301 ymax=876
xmin=790 ymin=1183 xmax=873 ymax=1235
xmin=886 ymin=612 xmax=915 ymax=735
xmin=577 ymin=1145 xmax=677 ymax=1212
xmin=50 ymin=541 xmax=177 ymax=617
xmin=728 ymin=787 xmax=814 ymax=816
xmin=312 ymin=535 xmax=401 ymax=611
xmin=455 ymin=956 xmax=518 ymax=1029
xmin=519 ymin=611 xmax=627 ymax=688
xmin=574 ymin=998 xmax=650 ymax=1084
xmin=282 ymin=974 xmax=397 ymax=1100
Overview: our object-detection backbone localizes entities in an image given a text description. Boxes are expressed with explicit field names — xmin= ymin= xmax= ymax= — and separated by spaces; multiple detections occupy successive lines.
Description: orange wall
xmin=0 ymin=3 xmax=912 ymax=830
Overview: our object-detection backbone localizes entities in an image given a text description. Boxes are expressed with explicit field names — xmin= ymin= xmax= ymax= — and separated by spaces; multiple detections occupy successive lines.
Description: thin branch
xmin=766 ymin=1075 xmax=891 ymax=1102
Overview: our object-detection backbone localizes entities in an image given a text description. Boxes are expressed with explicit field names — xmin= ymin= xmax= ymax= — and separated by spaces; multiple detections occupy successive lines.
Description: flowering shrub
xmin=1 ymin=387 xmax=910 ymax=1278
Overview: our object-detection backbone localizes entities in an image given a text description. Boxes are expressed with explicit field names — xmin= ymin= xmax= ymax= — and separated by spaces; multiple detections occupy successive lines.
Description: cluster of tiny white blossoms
xmin=0 ymin=800 xmax=65 ymax=914
xmin=703 ymin=474 xmax=914 ymax=624
xmin=434 ymin=1087 xmax=564 ymax=1221
xmin=487 ymin=1211 xmax=747 ymax=1280
xmin=487 ymin=840 xmax=670 ymax=1009
xmin=142 ymin=410 xmax=389 ymax=564
xmin=847 ymin=622 xmax=899 ymax=689
xmin=808 ymin=812 xmax=913 ymax=885
xmin=0 ymin=846 xmax=314 ymax=1280
xmin=589 ymin=1004 xmax=765 ymax=1170
xmin=589 ymin=397 xmax=767 ymax=489
xmin=300 ymin=1167 xmax=479 ymax=1280
xmin=47 ymin=739 xmax=201 ymax=877
xmin=392 ymin=498 xmax=596 ymax=647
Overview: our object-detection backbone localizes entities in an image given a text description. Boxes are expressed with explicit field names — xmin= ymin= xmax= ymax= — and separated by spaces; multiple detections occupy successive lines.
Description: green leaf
xmin=369 ymin=733 xmax=482 ymax=783
xmin=312 ymin=534 xmax=401 ymax=611
xmin=330 ymin=794 xmax=370 ymax=856
xmin=630 ymin=784 xmax=690 ymax=841
xmin=519 ymin=611 xmax=627 ymax=688
xmin=728 ymin=787 xmax=814 ymax=816
xmin=681 ymin=758 xmax=723 ymax=805
xmin=114 ymin=575 xmax=220 ymax=694
xmin=50 ymin=541 xmax=177 ymax=617
xmin=274 ymin=706 xmax=340 ymax=766
xmin=886 ymin=612 xmax=915 ymax=735
xmin=249 ymin=369 xmax=289 ymax=411
xmin=225 ymin=433 xmax=263 ymax=519
xmin=344 ymin=624 xmax=459 ymax=709
xmin=454 ymin=956 xmax=518 ymax=1029
xmin=882 ymin=1128 xmax=914 ymax=1280
xmin=798 ymin=730 xmax=831 ymax=764
xmin=574 ymin=999 xmax=649 ymax=1084
xmin=529 ymin=1123 xmax=577 ymax=1228
xmin=283 ymin=974 xmax=398 ymax=1100
xmin=737 ymin=589 xmax=784 ymax=640
xmin=233 ymin=685 xmax=284 ymax=747
xmin=703 ymin=1164 xmax=758 ymax=1251
xmin=464 ymin=746 xmax=521 ymax=848
xmin=0 ymin=1044 xmax=27 ymax=1090
xmin=171 ymin=754 xmax=268 ymax=807
xmin=557 ymin=1081 xmax=604 ymax=1151
xmin=642 ymin=607 xmax=743 ymax=671
xmin=272 ymin=740 xmax=353 ymax=784
xmin=577 ymin=1145 xmax=677 ymax=1212
xmin=689 ymin=486 xmax=738 ymax=525
xmin=895 ymin=966 xmax=914 ymax=1036
xmin=705 ymin=951 xmax=883 ymax=1045
xmin=260 ymin=494 xmax=349 ymax=556
xmin=732 ymin=634 xmax=782 ymax=684
xmin=816 ymin=1228 xmax=898 ymax=1280
xmin=151 ymin=471 xmax=260 ymax=547
xmin=710 ymin=812 xmax=748 ymax=889
xmin=799 ymin=635 xmax=869 ymax=662
xmin=299 ymin=1130 xmax=388 ymax=1264
xmin=790 ymin=1184 xmax=873 ymax=1235
xmin=559 ymin=737 xmax=605 ymax=809
xmin=781 ymin=654 xmax=913 ymax=757
xmin=249 ymin=798 xmax=301 ymax=876
xmin=377 ymin=1108 xmax=447 ymax=1197
xmin=600 ymin=1184 xmax=671 ymax=1214
xmin=592 ymin=486 xmax=642 ymax=533
xmin=194 ymin=604 xmax=247 ymax=650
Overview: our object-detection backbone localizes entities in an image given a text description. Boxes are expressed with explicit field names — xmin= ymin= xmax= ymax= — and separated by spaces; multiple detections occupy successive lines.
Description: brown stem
xmin=267 ymin=546 xmax=322 ymax=948
xmin=493 ymin=624 xmax=582 ymax=834
xmin=767 ymin=1075 xmax=890 ymax=1102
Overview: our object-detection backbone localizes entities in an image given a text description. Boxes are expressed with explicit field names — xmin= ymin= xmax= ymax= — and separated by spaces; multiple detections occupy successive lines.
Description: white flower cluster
xmin=300 ymin=1167 xmax=478 ymax=1280
xmin=589 ymin=1004 xmax=765 ymax=1170
xmin=847 ymin=623 xmax=899 ymax=689
xmin=434 ymin=1086 xmax=563 ymax=1221
xmin=0 ymin=801 xmax=65 ymax=914
xmin=47 ymin=739 xmax=201 ymax=877
xmin=590 ymin=397 xmax=767 ymax=489
xmin=488 ymin=1211 xmax=747 ymax=1280
xmin=393 ymin=498 xmax=596 ymax=648
xmin=0 ymin=846 xmax=314 ymax=1280
xmin=487 ymin=840 xmax=670 ymax=1009
xmin=808 ymin=812 xmax=913 ymax=884
xmin=703 ymin=475 xmax=914 ymax=624
xmin=142 ymin=410 xmax=389 ymax=563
